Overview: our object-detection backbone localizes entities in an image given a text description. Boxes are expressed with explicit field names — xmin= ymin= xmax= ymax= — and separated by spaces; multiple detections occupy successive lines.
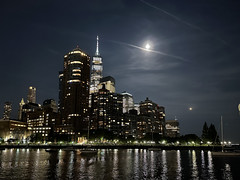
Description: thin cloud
xmin=139 ymin=0 xmax=230 ymax=47
xmin=109 ymin=40 xmax=189 ymax=62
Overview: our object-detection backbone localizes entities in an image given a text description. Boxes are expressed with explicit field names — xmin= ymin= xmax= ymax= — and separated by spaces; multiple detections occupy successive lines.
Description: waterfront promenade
xmin=0 ymin=143 xmax=223 ymax=151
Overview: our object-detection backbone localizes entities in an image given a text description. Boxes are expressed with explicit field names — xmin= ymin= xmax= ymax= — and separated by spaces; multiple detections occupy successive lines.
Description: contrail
xmin=139 ymin=0 xmax=230 ymax=47
xmin=109 ymin=40 xmax=189 ymax=62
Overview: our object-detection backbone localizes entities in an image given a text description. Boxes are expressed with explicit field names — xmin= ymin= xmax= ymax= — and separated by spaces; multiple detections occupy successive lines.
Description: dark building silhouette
xmin=58 ymin=47 xmax=90 ymax=135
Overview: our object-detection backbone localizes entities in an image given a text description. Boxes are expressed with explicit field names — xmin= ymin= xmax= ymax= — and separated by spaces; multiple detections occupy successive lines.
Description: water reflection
xmin=0 ymin=149 xmax=239 ymax=179
xmin=176 ymin=150 xmax=182 ymax=180
xmin=223 ymin=163 xmax=233 ymax=180
xmin=191 ymin=150 xmax=199 ymax=179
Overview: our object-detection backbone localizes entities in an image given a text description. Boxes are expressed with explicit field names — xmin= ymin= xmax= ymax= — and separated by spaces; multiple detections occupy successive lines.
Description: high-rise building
xmin=3 ymin=102 xmax=12 ymax=120
xmin=90 ymin=36 xmax=103 ymax=94
xmin=122 ymin=109 xmax=138 ymax=138
xmin=58 ymin=46 xmax=91 ymax=134
xmin=98 ymin=76 xmax=116 ymax=93
xmin=90 ymin=84 xmax=123 ymax=135
xmin=121 ymin=91 xmax=134 ymax=113
xmin=27 ymin=86 xmax=36 ymax=103
xmin=18 ymin=98 xmax=25 ymax=120
xmin=139 ymin=97 xmax=165 ymax=137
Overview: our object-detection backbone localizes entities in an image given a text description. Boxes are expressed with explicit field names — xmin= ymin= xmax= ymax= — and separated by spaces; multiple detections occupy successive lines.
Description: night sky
xmin=1 ymin=0 xmax=240 ymax=143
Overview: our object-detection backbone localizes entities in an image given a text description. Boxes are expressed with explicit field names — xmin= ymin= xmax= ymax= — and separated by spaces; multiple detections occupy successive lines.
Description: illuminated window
xmin=67 ymin=80 xmax=80 ymax=83
xmin=70 ymin=61 xmax=83 ymax=65
xmin=72 ymin=73 xmax=81 ymax=76
xmin=72 ymin=69 xmax=81 ymax=72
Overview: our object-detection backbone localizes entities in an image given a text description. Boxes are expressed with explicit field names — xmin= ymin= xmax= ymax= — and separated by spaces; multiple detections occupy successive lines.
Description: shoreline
xmin=0 ymin=144 xmax=222 ymax=151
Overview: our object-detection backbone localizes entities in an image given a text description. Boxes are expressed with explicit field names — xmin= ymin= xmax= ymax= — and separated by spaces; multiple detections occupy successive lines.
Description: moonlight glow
xmin=145 ymin=43 xmax=151 ymax=50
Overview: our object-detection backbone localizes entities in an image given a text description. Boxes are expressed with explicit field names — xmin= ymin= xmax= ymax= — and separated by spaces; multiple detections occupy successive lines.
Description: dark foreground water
xmin=0 ymin=149 xmax=240 ymax=180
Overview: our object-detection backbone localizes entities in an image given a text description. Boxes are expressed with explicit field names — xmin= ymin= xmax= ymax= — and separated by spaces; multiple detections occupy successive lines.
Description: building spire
xmin=95 ymin=36 xmax=100 ymax=56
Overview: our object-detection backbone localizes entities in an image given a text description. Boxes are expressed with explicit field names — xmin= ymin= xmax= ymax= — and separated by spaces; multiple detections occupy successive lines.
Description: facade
xmin=58 ymin=46 xmax=91 ymax=134
xmin=27 ymin=86 xmax=36 ymax=103
xmin=122 ymin=109 xmax=138 ymax=138
xmin=90 ymin=36 xmax=103 ymax=94
xmin=26 ymin=104 xmax=59 ymax=141
xmin=136 ymin=115 xmax=149 ymax=139
xmin=98 ymin=76 xmax=116 ymax=93
xmin=139 ymin=97 xmax=165 ymax=137
xmin=121 ymin=91 xmax=134 ymax=113
xmin=90 ymin=85 xmax=123 ymax=135
xmin=165 ymin=119 xmax=180 ymax=138
xmin=3 ymin=102 xmax=12 ymax=120
xmin=0 ymin=119 xmax=28 ymax=141
xmin=21 ymin=102 xmax=42 ymax=122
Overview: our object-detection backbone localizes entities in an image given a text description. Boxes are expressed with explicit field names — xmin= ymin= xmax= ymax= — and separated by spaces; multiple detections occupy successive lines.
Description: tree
xmin=208 ymin=124 xmax=220 ymax=144
xmin=201 ymin=122 xmax=209 ymax=143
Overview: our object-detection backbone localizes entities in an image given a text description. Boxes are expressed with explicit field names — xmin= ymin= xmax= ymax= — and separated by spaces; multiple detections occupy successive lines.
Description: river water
xmin=0 ymin=148 xmax=240 ymax=179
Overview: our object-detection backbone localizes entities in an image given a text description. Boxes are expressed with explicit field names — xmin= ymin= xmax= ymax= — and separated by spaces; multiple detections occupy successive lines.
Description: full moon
xmin=145 ymin=43 xmax=150 ymax=50
xmin=189 ymin=107 xmax=193 ymax=111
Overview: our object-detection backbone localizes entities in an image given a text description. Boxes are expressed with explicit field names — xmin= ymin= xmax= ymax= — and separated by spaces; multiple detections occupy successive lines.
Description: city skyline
xmin=1 ymin=0 xmax=240 ymax=142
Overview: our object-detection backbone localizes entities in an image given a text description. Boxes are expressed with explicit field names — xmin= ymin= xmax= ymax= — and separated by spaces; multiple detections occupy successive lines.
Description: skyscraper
xmin=59 ymin=46 xmax=91 ymax=133
xmin=27 ymin=86 xmax=36 ymax=103
xmin=90 ymin=84 xmax=123 ymax=135
xmin=90 ymin=36 xmax=103 ymax=94
xmin=139 ymin=97 xmax=166 ymax=136
xmin=3 ymin=102 xmax=12 ymax=120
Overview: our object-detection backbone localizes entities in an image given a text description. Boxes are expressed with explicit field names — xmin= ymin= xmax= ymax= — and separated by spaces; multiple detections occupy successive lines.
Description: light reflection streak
xmin=133 ymin=149 xmax=139 ymax=178
xmin=201 ymin=150 xmax=207 ymax=178
xmin=150 ymin=151 xmax=154 ymax=178
xmin=176 ymin=150 xmax=182 ymax=180
xmin=191 ymin=150 xmax=199 ymax=179
xmin=223 ymin=163 xmax=233 ymax=180
xmin=67 ymin=152 xmax=74 ymax=179
xmin=143 ymin=150 xmax=148 ymax=178
xmin=161 ymin=150 xmax=168 ymax=179
xmin=112 ymin=149 xmax=119 ymax=179
xmin=207 ymin=151 xmax=215 ymax=179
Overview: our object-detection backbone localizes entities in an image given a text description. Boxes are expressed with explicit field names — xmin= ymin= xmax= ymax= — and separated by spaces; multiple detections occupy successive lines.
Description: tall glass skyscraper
xmin=59 ymin=46 xmax=90 ymax=133
xmin=90 ymin=36 xmax=103 ymax=94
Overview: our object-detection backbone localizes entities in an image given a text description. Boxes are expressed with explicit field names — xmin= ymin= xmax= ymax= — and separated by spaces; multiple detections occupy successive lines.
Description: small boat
xmin=80 ymin=149 xmax=98 ymax=155
xmin=148 ymin=148 xmax=161 ymax=151
xmin=45 ymin=148 xmax=59 ymax=152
